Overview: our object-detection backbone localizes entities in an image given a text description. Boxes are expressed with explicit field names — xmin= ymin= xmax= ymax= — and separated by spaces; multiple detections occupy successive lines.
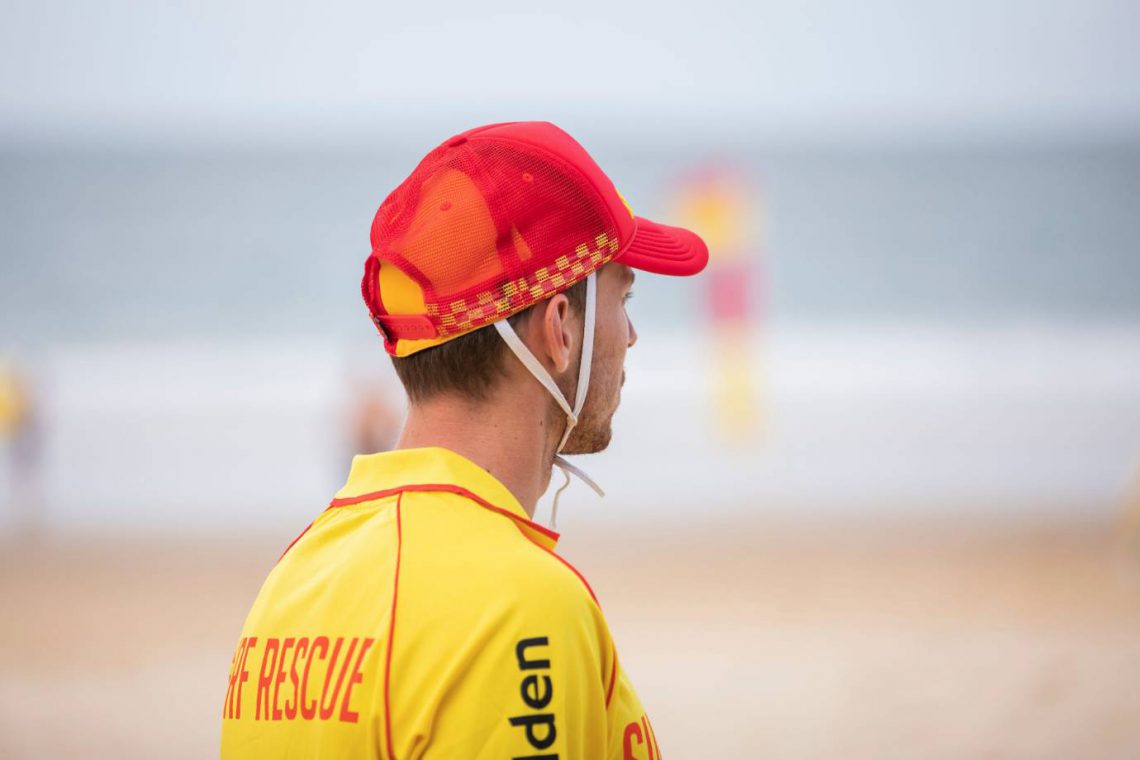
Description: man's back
xmin=221 ymin=447 xmax=659 ymax=759
xmin=222 ymin=120 xmax=706 ymax=757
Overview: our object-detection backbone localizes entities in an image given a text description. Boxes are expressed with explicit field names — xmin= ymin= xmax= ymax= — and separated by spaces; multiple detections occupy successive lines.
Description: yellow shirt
xmin=221 ymin=447 xmax=661 ymax=759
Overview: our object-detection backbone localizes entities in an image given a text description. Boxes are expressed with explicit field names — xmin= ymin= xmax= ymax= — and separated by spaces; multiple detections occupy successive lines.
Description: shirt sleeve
xmin=401 ymin=564 xmax=615 ymax=760
xmin=490 ymin=599 xmax=614 ymax=760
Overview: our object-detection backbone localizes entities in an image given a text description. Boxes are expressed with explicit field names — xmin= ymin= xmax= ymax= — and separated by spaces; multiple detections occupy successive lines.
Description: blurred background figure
xmin=1 ymin=0 xmax=1139 ymax=757
xmin=1120 ymin=458 xmax=1140 ymax=554
xmin=345 ymin=368 xmax=401 ymax=459
xmin=0 ymin=360 xmax=40 ymax=537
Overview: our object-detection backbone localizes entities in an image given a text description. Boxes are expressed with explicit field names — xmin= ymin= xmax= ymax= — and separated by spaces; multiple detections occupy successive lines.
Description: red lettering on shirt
xmin=319 ymin=637 xmax=359 ymax=720
xmin=255 ymin=638 xmax=280 ymax=720
xmin=224 ymin=641 xmax=240 ymax=719
xmin=236 ymin=637 xmax=257 ymax=719
xmin=284 ymin=637 xmax=308 ymax=720
xmin=623 ymin=720 xmax=644 ymax=759
xmin=271 ymin=637 xmax=295 ymax=721
xmin=223 ymin=636 xmax=257 ymax=720
xmin=301 ymin=636 xmax=328 ymax=720
xmin=339 ymin=637 xmax=375 ymax=723
xmin=623 ymin=713 xmax=660 ymax=760
xmin=227 ymin=633 xmax=377 ymax=725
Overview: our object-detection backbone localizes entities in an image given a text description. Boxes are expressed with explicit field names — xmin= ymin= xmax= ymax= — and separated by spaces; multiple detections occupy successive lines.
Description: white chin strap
xmin=493 ymin=272 xmax=605 ymax=527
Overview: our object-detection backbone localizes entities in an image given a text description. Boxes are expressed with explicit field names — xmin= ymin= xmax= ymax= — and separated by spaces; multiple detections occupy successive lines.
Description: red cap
xmin=363 ymin=121 xmax=708 ymax=357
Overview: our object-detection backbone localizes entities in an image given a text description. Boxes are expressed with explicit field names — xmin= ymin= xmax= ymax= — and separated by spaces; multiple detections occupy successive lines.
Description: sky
xmin=1 ymin=0 xmax=1138 ymax=146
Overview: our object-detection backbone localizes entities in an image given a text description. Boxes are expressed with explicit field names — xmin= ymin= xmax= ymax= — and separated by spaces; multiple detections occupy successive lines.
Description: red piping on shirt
xmin=511 ymin=522 xmax=618 ymax=707
xmin=276 ymin=521 xmax=315 ymax=564
xmin=513 ymin=522 xmax=598 ymax=605
xmin=645 ymin=713 xmax=661 ymax=758
xmin=605 ymin=650 xmax=617 ymax=708
xmin=329 ymin=483 xmax=560 ymax=543
xmin=280 ymin=484 xmax=558 ymax=567
xmin=328 ymin=486 xmax=412 ymax=508
xmin=384 ymin=492 xmax=403 ymax=760
xmin=641 ymin=715 xmax=656 ymax=760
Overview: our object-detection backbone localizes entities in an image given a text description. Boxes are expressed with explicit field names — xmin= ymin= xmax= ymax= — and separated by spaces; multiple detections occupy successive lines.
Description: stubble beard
xmin=558 ymin=368 xmax=623 ymax=455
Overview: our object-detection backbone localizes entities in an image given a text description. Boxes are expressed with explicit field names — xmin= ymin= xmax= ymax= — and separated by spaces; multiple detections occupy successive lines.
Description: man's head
xmin=364 ymin=121 xmax=705 ymax=458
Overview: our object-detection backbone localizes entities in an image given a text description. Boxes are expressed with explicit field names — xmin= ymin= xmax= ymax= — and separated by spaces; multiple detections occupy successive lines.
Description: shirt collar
xmin=332 ymin=446 xmax=559 ymax=550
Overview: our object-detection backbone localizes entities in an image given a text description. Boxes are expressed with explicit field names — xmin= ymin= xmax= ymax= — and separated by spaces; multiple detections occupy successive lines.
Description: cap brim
xmin=616 ymin=216 xmax=709 ymax=276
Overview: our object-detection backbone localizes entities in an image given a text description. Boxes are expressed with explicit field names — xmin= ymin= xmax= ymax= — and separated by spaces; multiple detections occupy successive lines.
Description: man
xmin=221 ymin=121 xmax=707 ymax=758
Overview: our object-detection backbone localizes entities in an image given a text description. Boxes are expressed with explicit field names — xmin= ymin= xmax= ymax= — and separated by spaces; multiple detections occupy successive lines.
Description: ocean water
xmin=2 ymin=141 xmax=1138 ymax=348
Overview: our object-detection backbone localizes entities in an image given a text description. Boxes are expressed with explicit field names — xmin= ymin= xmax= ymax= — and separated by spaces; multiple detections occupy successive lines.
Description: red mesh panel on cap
xmin=367 ymin=137 xmax=621 ymax=340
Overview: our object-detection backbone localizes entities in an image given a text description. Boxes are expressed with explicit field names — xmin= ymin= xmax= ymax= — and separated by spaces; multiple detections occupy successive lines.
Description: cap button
xmin=446 ymin=136 xmax=468 ymax=147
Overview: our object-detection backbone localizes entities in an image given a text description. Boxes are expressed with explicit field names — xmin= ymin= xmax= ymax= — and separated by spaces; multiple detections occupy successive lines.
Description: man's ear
xmin=533 ymin=293 xmax=575 ymax=374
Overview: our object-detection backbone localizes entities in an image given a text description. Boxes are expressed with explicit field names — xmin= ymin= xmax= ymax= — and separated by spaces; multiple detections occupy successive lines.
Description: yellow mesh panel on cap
xmin=379 ymin=264 xmax=427 ymax=314
xmin=378 ymin=263 xmax=451 ymax=357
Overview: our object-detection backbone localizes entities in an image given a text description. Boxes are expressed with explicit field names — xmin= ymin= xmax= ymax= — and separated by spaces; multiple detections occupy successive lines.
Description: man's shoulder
xmin=500 ymin=539 xmax=601 ymax=614
xmin=399 ymin=488 xmax=601 ymax=612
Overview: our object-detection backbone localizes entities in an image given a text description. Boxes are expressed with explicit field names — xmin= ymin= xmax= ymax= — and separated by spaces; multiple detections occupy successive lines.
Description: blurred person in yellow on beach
xmin=0 ymin=361 xmax=40 ymax=534
xmin=0 ymin=364 xmax=26 ymax=443
xmin=221 ymin=122 xmax=708 ymax=758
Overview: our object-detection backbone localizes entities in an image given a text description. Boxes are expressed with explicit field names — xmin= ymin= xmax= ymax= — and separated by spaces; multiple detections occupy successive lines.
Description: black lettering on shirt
xmin=516 ymin=636 xmax=551 ymax=670
xmin=510 ymin=636 xmax=558 ymax=759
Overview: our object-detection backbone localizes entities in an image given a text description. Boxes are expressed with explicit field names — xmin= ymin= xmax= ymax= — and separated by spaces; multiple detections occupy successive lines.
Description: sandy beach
xmin=2 ymin=516 xmax=1140 ymax=759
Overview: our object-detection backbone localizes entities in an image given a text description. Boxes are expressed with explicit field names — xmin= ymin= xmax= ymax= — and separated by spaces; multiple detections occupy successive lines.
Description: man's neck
xmin=395 ymin=393 xmax=561 ymax=519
